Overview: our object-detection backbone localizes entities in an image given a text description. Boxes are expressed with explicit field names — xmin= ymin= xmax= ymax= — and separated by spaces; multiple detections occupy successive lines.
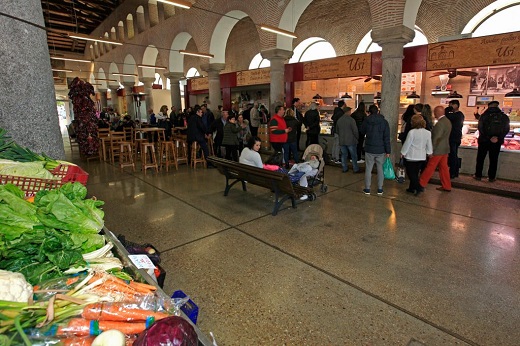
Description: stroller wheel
xmin=321 ymin=185 xmax=328 ymax=193
xmin=310 ymin=193 xmax=317 ymax=201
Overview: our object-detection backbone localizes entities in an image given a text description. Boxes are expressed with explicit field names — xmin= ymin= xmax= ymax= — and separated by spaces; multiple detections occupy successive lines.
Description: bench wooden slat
xmin=207 ymin=156 xmax=313 ymax=216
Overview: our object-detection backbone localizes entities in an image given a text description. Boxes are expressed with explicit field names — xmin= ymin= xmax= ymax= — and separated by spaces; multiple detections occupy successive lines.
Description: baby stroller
xmin=301 ymin=144 xmax=328 ymax=193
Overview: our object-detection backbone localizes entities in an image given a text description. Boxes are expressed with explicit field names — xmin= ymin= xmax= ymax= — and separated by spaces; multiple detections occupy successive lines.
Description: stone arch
xmin=104 ymin=32 xmax=111 ymax=52
xmin=122 ymin=54 xmax=138 ymax=84
xmin=126 ymin=14 xmax=135 ymax=39
xmin=169 ymin=32 xmax=193 ymax=72
xmin=148 ymin=0 xmax=159 ymax=26
xmin=403 ymin=0 xmax=422 ymax=29
xmin=142 ymin=45 xmax=160 ymax=78
xmin=209 ymin=10 xmax=250 ymax=64
xmin=108 ymin=62 xmax=120 ymax=85
xmin=97 ymin=68 xmax=108 ymax=89
xmin=276 ymin=0 xmax=313 ymax=51
xmin=117 ymin=21 xmax=125 ymax=41
xmin=462 ymin=0 xmax=520 ymax=35
xmin=162 ymin=0 xmax=175 ymax=19
xmin=136 ymin=6 xmax=146 ymax=33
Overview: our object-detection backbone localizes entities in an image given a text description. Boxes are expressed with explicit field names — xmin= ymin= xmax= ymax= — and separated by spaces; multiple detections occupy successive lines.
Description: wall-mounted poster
xmin=470 ymin=65 xmax=520 ymax=95
xmin=467 ymin=95 xmax=477 ymax=107
xmin=476 ymin=95 xmax=494 ymax=105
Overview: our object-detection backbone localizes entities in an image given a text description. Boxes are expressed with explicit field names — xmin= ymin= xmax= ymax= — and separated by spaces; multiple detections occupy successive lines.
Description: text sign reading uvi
xmin=427 ymin=31 xmax=520 ymax=71
xmin=303 ymin=53 xmax=371 ymax=80
xmin=237 ymin=68 xmax=271 ymax=86
xmin=190 ymin=77 xmax=209 ymax=91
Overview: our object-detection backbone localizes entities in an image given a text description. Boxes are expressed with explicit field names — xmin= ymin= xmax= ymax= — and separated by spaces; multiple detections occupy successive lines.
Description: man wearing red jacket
xmin=269 ymin=104 xmax=291 ymax=153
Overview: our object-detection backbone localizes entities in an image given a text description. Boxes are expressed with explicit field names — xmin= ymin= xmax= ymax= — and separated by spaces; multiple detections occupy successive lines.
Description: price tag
xmin=128 ymin=255 xmax=156 ymax=269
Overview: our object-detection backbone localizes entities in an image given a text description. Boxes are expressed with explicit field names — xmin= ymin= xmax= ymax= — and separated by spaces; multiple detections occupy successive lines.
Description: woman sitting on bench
xmin=239 ymin=136 xmax=263 ymax=168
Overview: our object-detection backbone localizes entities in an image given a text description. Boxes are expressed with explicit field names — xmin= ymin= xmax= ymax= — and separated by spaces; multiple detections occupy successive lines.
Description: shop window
xmin=463 ymin=1 xmax=520 ymax=37
xmin=355 ymin=27 xmax=428 ymax=54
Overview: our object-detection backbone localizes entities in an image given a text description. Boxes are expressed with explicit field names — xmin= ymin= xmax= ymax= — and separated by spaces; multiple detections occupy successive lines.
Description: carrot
xmin=59 ymin=336 xmax=95 ymax=346
xmin=82 ymin=302 xmax=169 ymax=322
xmin=88 ymin=273 xmax=140 ymax=295
xmin=57 ymin=318 xmax=148 ymax=336
xmin=129 ymin=281 xmax=156 ymax=293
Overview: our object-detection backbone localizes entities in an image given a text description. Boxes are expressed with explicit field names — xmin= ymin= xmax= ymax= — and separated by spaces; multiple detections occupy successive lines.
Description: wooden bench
xmin=207 ymin=156 xmax=315 ymax=216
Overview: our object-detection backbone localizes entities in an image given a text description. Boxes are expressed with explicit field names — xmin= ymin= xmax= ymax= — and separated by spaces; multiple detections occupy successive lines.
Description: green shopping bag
xmin=383 ymin=157 xmax=396 ymax=180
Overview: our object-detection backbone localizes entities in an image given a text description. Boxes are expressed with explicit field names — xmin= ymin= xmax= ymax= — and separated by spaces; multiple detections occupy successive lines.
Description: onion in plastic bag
xmin=133 ymin=316 xmax=197 ymax=346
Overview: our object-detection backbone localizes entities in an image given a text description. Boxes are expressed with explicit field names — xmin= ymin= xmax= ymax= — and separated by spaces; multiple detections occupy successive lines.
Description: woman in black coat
xmin=304 ymin=102 xmax=321 ymax=146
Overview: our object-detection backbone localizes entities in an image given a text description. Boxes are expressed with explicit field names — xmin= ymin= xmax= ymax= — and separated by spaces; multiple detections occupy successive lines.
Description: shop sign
xmin=191 ymin=77 xmax=209 ymax=91
xmin=237 ymin=68 xmax=271 ymax=86
xmin=303 ymin=53 xmax=371 ymax=80
xmin=427 ymin=31 xmax=520 ymax=70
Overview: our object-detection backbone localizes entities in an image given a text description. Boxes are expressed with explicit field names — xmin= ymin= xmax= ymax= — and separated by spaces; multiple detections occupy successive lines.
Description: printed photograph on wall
xmin=470 ymin=65 xmax=520 ymax=95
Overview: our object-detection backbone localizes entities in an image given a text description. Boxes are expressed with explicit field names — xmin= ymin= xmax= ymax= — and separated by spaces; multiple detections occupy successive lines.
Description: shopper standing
xmin=249 ymin=102 xmax=260 ymax=137
xmin=222 ymin=114 xmax=240 ymax=161
xmin=446 ymin=100 xmax=465 ymax=179
xmin=360 ymin=105 xmax=391 ymax=195
xmin=473 ymin=101 xmax=510 ymax=182
xmin=351 ymin=101 xmax=367 ymax=162
xmin=292 ymin=98 xmax=304 ymax=151
xmin=419 ymin=106 xmax=452 ymax=192
xmin=331 ymin=100 xmax=346 ymax=164
xmin=336 ymin=106 xmax=361 ymax=173
xmin=283 ymin=108 xmax=300 ymax=167
xmin=304 ymin=102 xmax=320 ymax=146
xmin=269 ymin=104 xmax=290 ymax=153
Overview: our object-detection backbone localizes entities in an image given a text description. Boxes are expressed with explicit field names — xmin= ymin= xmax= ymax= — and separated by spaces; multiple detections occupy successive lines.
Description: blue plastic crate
xmin=171 ymin=290 xmax=199 ymax=324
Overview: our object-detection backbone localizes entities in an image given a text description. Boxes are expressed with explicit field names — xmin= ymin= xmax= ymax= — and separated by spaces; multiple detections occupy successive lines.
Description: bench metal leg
xmin=224 ymin=176 xmax=246 ymax=196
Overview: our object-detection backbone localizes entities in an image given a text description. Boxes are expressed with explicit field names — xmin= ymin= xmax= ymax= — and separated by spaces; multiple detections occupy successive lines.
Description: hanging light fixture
xmin=51 ymin=56 xmax=91 ymax=63
xmin=138 ymin=64 xmax=167 ymax=70
xmin=155 ymin=0 xmax=192 ymax=9
xmin=505 ymin=88 xmax=520 ymax=98
xmin=447 ymin=90 xmax=463 ymax=98
xmin=312 ymin=94 xmax=323 ymax=100
xmin=406 ymin=91 xmax=420 ymax=99
xmin=52 ymin=69 xmax=73 ymax=73
xmin=373 ymin=92 xmax=382 ymax=101
xmin=259 ymin=24 xmax=297 ymax=39
xmin=68 ymin=32 xmax=123 ymax=46
xmin=340 ymin=92 xmax=352 ymax=99
xmin=113 ymin=73 xmax=138 ymax=77
xmin=179 ymin=50 xmax=214 ymax=58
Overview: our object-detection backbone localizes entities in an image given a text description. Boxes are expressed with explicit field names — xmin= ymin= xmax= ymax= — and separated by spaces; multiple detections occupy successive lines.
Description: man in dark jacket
xmin=331 ymin=100 xmax=346 ymax=164
xmin=351 ymin=102 xmax=367 ymax=162
xmin=473 ymin=101 xmax=510 ymax=182
xmin=446 ymin=100 xmax=464 ymax=178
xmin=209 ymin=110 xmax=228 ymax=158
xmin=336 ymin=106 xmax=361 ymax=173
xmin=187 ymin=106 xmax=210 ymax=164
xmin=292 ymin=98 xmax=304 ymax=151
xmin=360 ymin=104 xmax=390 ymax=195
xmin=304 ymin=102 xmax=320 ymax=146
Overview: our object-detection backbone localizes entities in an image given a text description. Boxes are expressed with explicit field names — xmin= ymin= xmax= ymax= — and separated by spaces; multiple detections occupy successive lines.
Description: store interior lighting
xmin=155 ymin=0 xmax=192 ymax=9
xmin=406 ymin=91 xmax=420 ymax=99
xmin=179 ymin=50 xmax=214 ymax=58
xmin=260 ymin=24 xmax=297 ymax=39
xmin=312 ymin=94 xmax=323 ymax=100
xmin=112 ymin=73 xmax=138 ymax=77
xmin=52 ymin=69 xmax=73 ymax=73
xmin=68 ymin=32 xmax=123 ymax=46
xmin=374 ymin=92 xmax=382 ymax=100
xmin=505 ymin=88 xmax=520 ymax=98
xmin=340 ymin=93 xmax=352 ymax=99
xmin=447 ymin=90 xmax=463 ymax=98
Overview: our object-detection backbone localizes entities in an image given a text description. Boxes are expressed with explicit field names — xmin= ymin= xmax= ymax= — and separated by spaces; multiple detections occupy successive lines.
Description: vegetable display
xmin=0 ymin=128 xmax=59 ymax=170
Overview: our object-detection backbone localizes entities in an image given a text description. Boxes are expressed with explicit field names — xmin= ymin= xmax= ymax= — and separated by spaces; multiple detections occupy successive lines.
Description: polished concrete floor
xmin=64 ymin=143 xmax=520 ymax=346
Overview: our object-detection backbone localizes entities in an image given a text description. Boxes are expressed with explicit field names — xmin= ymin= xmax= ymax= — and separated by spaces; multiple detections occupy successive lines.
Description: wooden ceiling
xmin=42 ymin=0 xmax=124 ymax=55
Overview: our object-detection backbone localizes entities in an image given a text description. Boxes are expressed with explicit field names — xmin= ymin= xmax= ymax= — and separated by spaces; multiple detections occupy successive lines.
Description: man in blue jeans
xmin=335 ymin=106 xmax=361 ymax=173
xmin=360 ymin=105 xmax=391 ymax=195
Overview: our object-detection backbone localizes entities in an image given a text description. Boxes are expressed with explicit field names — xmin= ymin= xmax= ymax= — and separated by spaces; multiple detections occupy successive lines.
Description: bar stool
xmin=119 ymin=142 xmax=135 ymax=172
xmin=190 ymin=141 xmax=206 ymax=169
xmin=207 ymin=136 xmax=215 ymax=157
xmin=159 ymin=140 xmax=178 ymax=172
xmin=173 ymin=135 xmax=188 ymax=167
xmin=141 ymin=142 xmax=159 ymax=174
xmin=134 ymin=129 xmax=147 ymax=163
xmin=109 ymin=132 xmax=126 ymax=164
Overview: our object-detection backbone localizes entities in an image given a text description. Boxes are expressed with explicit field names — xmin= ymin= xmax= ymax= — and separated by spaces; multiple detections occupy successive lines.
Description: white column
xmin=200 ymin=63 xmax=225 ymax=111
xmin=139 ymin=77 xmax=155 ymax=113
xmin=261 ymin=49 xmax=293 ymax=113
xmin=371 ymin=26 xmax=415 ymax=160
xmin=122 ymin=82 xmax=136 ymax=118
xmin=98 ymin=88 xmax=108 ymax=109
xmin=164 ymin=72 xmax=184 ymax=111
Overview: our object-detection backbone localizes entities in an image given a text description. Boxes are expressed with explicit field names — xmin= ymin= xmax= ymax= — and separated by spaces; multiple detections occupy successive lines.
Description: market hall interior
xmin=68 ymin=143 xmax=520 ymax=346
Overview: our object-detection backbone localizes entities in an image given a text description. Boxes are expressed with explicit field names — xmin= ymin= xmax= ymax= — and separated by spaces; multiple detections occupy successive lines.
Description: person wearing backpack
xmin=473 ymin=101 xmax=510 ymax=182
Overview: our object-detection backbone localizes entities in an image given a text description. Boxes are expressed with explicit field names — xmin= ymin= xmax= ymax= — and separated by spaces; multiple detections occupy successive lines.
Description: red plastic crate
xmin=0 ymin=164 xmax=89 ymax=197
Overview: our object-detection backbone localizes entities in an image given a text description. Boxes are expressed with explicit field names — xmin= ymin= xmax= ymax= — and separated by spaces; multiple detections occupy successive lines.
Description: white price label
xmin=128 ymin=255 xmax=156 ymax=269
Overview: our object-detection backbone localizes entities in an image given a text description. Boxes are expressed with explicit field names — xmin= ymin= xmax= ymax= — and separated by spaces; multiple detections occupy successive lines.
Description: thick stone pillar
xmin=139 ymin=77 xmax=155 ymax=112
xmin=200 ymin=63 xmax=225 ymax=111
xmin=122 ymin=82 xmax=136 ymax=118
xmin=261 ymin=49 xmax=293 ymax=113
xmin=371 ymin=26 xmax=415 ymax=160
xmin=98 ymin=88 xmax=108 ymax=109
xmin=0 ymin=1 xmax=65 ymax=159
xmin=108 ymin=83 xmax=120 ymax=110
xmin=164 ymin=72 xmax=184 ymax=111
